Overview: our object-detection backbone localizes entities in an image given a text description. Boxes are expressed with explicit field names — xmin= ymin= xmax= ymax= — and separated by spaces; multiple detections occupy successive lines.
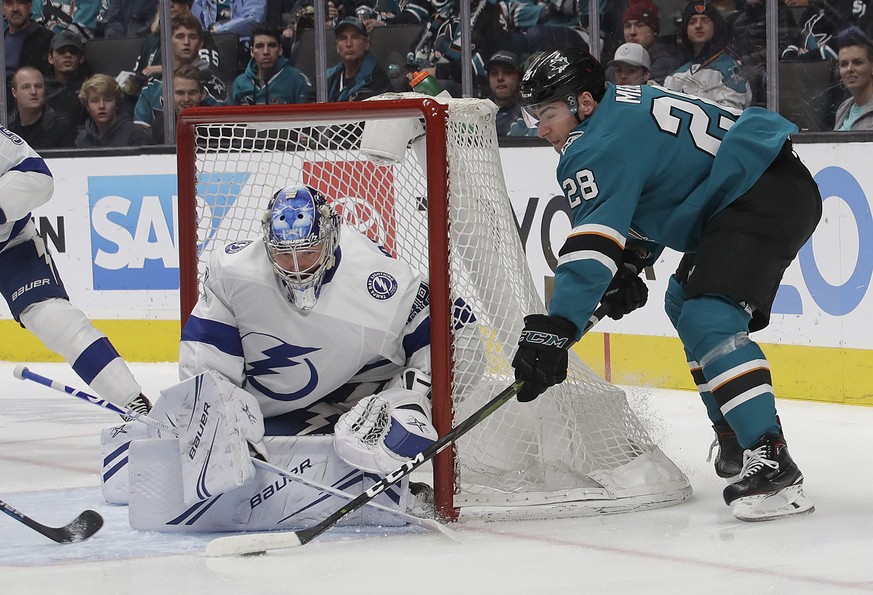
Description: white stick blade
xmin=204 ymin=531 xmax=303 ymax=557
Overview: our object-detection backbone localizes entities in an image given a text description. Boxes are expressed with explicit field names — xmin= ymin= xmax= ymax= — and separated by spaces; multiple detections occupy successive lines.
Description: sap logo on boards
xmin=89 ymin=173 xmax=252 ymax=290
xmin=89 ymin=174 xmax=180 ymax=290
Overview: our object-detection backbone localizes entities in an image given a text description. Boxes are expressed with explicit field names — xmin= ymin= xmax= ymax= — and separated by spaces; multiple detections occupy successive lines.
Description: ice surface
xmin=2 ymin=362 xmax=872 ymax=594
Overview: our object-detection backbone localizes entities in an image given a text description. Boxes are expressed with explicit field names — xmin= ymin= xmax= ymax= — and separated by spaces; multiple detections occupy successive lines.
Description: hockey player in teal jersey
xmin=511 ymin=48 xmax=822 ymax=522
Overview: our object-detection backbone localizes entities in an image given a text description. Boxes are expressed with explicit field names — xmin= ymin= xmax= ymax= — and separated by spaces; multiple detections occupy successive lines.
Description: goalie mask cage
xmin=177 ymin=95 xmax=691 ymax=521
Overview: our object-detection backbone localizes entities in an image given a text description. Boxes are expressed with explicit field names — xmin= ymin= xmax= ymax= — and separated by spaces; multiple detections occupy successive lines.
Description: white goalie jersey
xmin=179 ymin=227 xmax=433 ymax=420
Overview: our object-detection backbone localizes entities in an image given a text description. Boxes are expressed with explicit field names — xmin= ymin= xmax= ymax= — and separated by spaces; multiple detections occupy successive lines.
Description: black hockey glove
xmin=602 ymin=264 xmax=648 ymax=321
xmin=512 ymin=314 xmax=577 ymax=402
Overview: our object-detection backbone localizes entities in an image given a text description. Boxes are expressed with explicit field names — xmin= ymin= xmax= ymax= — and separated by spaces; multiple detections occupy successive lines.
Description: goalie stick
xmin=13 ymin=366 xmax=456 ymax=541
xmin=205 ymin=303 xmax=610 ymax=556
xmin=1 ymin=498 xmax=103 ymax=543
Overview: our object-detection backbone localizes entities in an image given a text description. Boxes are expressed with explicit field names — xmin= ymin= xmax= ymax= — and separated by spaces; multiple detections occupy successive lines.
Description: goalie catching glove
xmin=334 ymin=369 xmax=437 ymax=474
xmin=512 ymin=314 xmax=577 ymax=402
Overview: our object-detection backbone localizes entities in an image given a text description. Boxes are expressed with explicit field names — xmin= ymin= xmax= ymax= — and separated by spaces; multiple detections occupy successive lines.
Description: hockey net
xmin=177 ymin=95 xmax=691 ymax=520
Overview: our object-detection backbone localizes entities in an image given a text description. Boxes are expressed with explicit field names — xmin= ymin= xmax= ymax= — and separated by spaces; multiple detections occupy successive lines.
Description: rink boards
xmin=0 ymin=142 xmax=870 ymax=405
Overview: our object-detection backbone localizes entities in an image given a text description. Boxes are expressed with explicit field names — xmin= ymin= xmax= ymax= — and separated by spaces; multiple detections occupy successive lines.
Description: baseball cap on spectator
xmin=608 ymin=43 xmax=651 ymax=70
xmin=50 ymin=30 xmax=85 ymax=52
xmin=334 ymin=17 xmax=368 ymax=37
xmin=622 ymin=0 xmax=660 ymax=35
xmin=486 ymin=50 xmax=522 ymax=74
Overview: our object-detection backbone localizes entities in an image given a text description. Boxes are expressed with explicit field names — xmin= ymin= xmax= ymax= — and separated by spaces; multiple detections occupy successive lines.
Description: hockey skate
xmin=408 ymin=482 xmax=436 ymax=518
xmin=723 ymin=433 xmax=814 ymax=522
xmin=120 ymin=394 xmax=152 ymax=422
xmin=707 ymin=424 xmax=743 ymax=482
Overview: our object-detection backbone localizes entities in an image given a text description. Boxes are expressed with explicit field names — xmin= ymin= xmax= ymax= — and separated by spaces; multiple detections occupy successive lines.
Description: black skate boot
xmin=120 ymin=394 xmax=152 ymax=422
xmin=707 ymin=424 xmax=744 ymax=482
xmin=722 ymin=433 xmax=814 ymax=521
xmin=408 ymin=482 xmax=436 ymax=518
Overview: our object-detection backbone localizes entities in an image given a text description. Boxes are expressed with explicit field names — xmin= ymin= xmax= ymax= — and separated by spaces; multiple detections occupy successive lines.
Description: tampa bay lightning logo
xmin=243 ymin=332 xmax=321 ymax=402
xmin=367 ymin=272 xmax=398 ymax=300
xmin=225 ymin=240 xmax=252 ymax=254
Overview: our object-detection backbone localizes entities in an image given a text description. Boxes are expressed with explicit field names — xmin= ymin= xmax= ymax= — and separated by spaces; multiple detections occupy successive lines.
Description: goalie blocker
xmin=102 ymin=369 xmax=434 ymax=532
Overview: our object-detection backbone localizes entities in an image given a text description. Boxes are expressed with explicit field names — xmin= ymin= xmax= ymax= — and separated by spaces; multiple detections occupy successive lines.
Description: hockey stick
xmin=253 ymin=458 xmax=457 ymax=542
xmin=13 ymin=365 xmax=177 ymax=434
xmin=1 ymin=498 xmax=103 ymax=543
xmin=205 ymin=304 xmax=610 ymax=556
xmin=13 ymin=366 xmax=456 ymax=540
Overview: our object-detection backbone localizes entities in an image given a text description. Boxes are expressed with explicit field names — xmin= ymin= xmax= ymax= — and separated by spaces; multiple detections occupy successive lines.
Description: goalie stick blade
xmin=205 ymin=531 xmax=303 ymax=557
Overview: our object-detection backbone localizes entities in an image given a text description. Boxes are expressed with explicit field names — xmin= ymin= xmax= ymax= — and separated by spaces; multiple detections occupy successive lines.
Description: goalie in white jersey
xmin=103 ymin=184 xmax=463 ymax=532
xmin=0 ymin=125 xmax=150 ymax=417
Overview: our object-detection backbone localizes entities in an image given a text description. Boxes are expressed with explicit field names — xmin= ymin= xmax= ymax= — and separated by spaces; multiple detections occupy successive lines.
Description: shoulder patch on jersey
xmin=561 ymin=131 xmax=583 ymax=154
xmin=367 ymin=272 xmax=398 ymax=300
xmin=224 ymin=240 xmax=253 ymax=254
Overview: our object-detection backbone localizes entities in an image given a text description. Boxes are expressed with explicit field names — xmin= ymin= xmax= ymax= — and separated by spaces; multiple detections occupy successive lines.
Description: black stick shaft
xmin=294 ymin=303 xmax=609 ymax=546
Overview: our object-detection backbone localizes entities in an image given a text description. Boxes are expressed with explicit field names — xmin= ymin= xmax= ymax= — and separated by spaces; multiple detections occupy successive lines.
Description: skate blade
xmin=731 ymin=484 xmax=815 ymax=522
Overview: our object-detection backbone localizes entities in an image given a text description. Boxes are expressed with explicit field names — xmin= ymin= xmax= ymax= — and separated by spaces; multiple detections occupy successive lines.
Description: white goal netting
xmin=178 ymin=94 xmax=691 ymax=518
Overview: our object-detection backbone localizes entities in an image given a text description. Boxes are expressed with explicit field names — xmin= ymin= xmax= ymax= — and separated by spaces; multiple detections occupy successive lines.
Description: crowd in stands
xmin=3 ymin=0 xmax=873 ymax=149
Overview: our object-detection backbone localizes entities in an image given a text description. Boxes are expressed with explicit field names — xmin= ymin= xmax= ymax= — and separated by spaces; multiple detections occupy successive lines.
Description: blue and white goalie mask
xmin=262 ymin=185 xmax=341 ymax=310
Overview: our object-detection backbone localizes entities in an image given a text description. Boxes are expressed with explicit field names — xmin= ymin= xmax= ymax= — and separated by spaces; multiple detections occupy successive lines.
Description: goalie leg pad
xmin=128 ymin=436 xmax=410 ymax=531
xmin=101 ymin=421 xmax=154 ymax=504
xmin=100 ymin=395 xmax=187 ymax=504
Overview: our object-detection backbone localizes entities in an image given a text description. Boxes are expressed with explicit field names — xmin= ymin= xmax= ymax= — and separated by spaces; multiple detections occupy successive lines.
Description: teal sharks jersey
xmin=549 ymin=83 xmax=798 ymax=336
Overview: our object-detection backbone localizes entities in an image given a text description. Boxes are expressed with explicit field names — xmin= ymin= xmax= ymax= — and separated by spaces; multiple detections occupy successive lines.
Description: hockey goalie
xmin=101 ymin=184 xmax=462 ymax=531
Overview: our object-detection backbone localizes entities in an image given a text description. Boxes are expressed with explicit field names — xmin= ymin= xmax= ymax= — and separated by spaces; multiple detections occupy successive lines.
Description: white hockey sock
xmin=19 ymin=298 xmax=142 ymax=407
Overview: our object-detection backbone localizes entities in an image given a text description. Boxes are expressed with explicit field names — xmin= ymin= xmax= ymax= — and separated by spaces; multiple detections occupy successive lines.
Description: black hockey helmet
xmin=520 ymin=48 xmax=606 ymax=121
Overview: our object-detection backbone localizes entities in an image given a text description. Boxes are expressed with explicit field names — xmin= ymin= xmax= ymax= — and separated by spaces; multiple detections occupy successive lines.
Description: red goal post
xmin=177 ymin=98 xmax=459 ymax=517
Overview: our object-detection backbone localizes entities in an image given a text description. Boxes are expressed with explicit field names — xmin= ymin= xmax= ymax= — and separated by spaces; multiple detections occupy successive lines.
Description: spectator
xmin=228 ymin=22 xmax=312 ymax=104
xmin=191 ymin=0 xmax=266 ymax=41
xmin=44 ymin=30 xmax=89 ymax=126
xmin=506 ymin=0 xmax=591 ymax=54
xmin=485 ymin=50 xmax=533 ymax=137
xmin=103 ymin=0 xmax=158 ymax=38
xmin=834 ymin=26 xmax=873 ymax=129
xmin=134 ymin=15 xmax=227 ymax=132
xmin=783 ymin=0 xmax=873 ymax=54
xmin=150 ymin=65 xmax=209 ymax=143
xmin=709 ymin=0 xmax=743 ymax=22
xmin=76 ymin=74 xmax=148 ymax=148
xmin=731 ymin=0 xmax=797 ymax=106
xmin=8 ymin=66 xmax=76 ymax=148
xmin=664 ymin=1 xmax=752 ymax=110
xmin=615 ymin=0 xmax=675 ymax=85
xmin=608 ymin=42 xmax=652 ymax=85
xmin=132 ymin=0 xmax=220 ymax=79
xmin=391 ymin=0 xmax=510 ymax=88
xmin=326 ymin=17 xmax=390 ymax=102
xmin=32 ymin=0 xmax=101 ymax=38
xmin=782 ymin=0 xmax=842 ymax=60
xmin=4 ymin=0 xmax=53 ymax=79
